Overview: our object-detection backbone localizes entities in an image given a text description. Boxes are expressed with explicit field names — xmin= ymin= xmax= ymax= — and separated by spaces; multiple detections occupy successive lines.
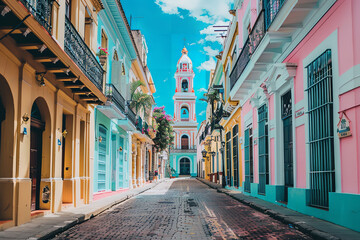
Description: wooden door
xmin=30 ymin=123 xmax=43 ymax=211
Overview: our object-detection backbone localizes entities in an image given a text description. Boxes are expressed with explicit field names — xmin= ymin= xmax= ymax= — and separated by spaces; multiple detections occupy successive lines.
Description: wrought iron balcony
xmin=64 ymin=17 xmax=104 ymax=92
xmin=136 ymin=116 xmax=143 ymax=132
xmin=126 ymin=104 xmax=137 ymax=126
xmin=106 ymin=84 xmax=126 ymax=113
xmin=20 ymin=0 xmax=53 ymax=33
xmin=144 ymin=122 xmax=150 ymax=137
xmin=264 ymin=0 xmax=286 ymax=30
xmin=230 ymin=10 xmax=265 ymax=90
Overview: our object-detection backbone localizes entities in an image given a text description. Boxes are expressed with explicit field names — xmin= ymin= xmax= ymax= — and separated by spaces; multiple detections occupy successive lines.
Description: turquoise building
xmin=93 ymin=0 xmax=138 ymax=193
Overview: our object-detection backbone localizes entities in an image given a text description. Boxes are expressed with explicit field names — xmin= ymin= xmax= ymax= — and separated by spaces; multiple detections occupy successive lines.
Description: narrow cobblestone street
xmin=54 ymin=179 xmax=311 ymax=239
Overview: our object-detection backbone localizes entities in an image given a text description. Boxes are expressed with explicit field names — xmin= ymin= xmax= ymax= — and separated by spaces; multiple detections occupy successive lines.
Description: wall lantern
xmin=119 ymin=146 xmax=123 ymax=152
xmin=62 ymin=130 xmax=68 ymax=138
xmin=201 ymin=149 xmax=207 ymax=158
xmin=121 ymin=63 xmax=126 ymax=75
xmin=22 ymin=113 xmax=30 ymax=124
xmin=35 ymin=72 xmax=46 ymax=87
xmin=98 ymin=136 xmax=103 ymax=143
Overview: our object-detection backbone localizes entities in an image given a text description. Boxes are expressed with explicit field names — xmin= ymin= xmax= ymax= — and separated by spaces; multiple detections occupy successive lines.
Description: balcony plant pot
xmin=99 ymin=55 xmax=107 ymax=66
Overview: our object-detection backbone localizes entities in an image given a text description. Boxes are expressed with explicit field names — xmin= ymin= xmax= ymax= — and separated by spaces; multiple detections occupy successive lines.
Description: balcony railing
xmin=230 ymin=10 xmax=265 ymax=90
xmin=264 ymin=0 xmax=286 ymax=30
xmin=20 ymin=0 xmax=53 ymax=33
xmin=64 ymin=17 xmax=104 ymax=92
xmin=144 ymin=121 xmax=150 ymax=137
xmin=126 ymin=104 xmax=137 ymax=126
xmin=106 ymin=84 xmax=125 ymax=113
xmin=136 ymin=116 xmax=143 ymax=132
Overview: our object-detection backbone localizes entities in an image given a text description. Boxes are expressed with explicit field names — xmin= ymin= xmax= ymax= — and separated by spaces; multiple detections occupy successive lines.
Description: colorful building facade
xmin=170 ymin=48 xmax=198 ymax=177
xmin=93 ymin=0 xmax=135 ymax=195
xmin=228 ymin=0 xmax=360 ymax=232
xmin=0 ymin=0 xmax=105 ymax=229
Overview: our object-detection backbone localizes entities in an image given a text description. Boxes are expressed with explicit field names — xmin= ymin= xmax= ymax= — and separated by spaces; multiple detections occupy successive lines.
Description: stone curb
xmin=36 ymin=181 xmax=164 ymax=240
xmin=196 ymin=178 xmax=340 ymax=240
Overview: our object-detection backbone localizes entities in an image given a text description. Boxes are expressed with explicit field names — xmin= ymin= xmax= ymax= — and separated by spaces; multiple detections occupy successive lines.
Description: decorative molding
xmin=266 ymin=63 xmax=297 ymax=94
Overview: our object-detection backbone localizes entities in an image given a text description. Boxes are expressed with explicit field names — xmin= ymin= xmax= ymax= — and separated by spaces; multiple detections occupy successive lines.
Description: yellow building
xmin=129 ymin=30 xmax=156 ymax=187
xmin=220 ymin=8 xmax=243 ymax=189
xmin=0 ymin=0 xmax=105 ymax=229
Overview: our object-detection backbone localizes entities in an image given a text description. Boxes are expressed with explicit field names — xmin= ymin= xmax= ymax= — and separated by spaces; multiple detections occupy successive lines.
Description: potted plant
xmin=97 ymin=47 xmax=108 ymax=66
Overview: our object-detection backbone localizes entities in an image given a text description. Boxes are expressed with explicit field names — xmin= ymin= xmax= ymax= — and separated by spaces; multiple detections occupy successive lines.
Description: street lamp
xmin=220 ymin=139 xmax=226 ymax=187
xmin=201 ymin=149 xmax=207 ymax=158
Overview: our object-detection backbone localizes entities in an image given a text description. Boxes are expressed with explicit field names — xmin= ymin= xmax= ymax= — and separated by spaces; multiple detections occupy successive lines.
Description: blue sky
xmin=121 ymin=0 xmax=232 ymax=124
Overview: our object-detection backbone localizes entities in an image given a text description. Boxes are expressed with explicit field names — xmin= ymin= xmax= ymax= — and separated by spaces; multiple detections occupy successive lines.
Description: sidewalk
xmin=197 ymin=178 xmax=360 ymax=240
xmin=0 ymin=180 xmax=166 ymax=240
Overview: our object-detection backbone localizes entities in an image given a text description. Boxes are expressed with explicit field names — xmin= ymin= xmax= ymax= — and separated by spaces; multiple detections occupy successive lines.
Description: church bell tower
xmin=170 ymin=47 xmax=198 ymax=177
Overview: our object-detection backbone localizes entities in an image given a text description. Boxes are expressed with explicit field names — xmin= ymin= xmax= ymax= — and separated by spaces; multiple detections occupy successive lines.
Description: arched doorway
xmin=180 ymin=158 xmax=190 ymax=175
xmin=30 ymin=102 xmax=45 ymax=211
xmin=181 ymin=135 xmax=189 ymax=149
xmin=0 ymin=75 xmax=15 ymax=220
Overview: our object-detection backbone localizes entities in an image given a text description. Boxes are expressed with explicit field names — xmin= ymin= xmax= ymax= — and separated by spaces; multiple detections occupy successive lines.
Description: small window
xmin=181 ymin=135 xmax=189 ymax=149
xmin=181 ymin=79 xmax=188 ymax=92
xmin=65 ymin=0 xmax=71 ymax=19
xmin=101 ymin=30 xmax=108 ymax=49
xmin=181 ymin=106 xmax=189 ymax=120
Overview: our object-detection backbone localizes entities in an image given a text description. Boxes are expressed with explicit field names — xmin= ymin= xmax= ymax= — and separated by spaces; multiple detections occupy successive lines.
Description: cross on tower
xmin=183 ymin=37 xmax=186 ymax=47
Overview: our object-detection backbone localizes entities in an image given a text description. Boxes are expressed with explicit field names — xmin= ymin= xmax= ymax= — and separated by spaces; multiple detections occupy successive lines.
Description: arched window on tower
xmin=181 ymin=135 xmax=189 ymax=149
xmin=181 ymin=106 xmax=189 ymax=121
xmin=181 ymin=79 xmax=188 ymax=92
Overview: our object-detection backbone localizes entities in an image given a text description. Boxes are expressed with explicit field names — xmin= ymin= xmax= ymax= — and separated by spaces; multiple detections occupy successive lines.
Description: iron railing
xmin=258 ymin=104 xmax=269 ymax=195
xmin=64 ymin=17 xmax=104 ymax=92
xmin=136 ymin=116 xmax=143 ymax=132
xmin=230 ymin=11 xmax=265 ymax=90
xmin=106 ymin=84 xmax=126 ymax=113
xmin=20 ymin=0 xmax=53 ymax=33
xmin=144 ymin=121 xmax=150 ymax=137
xmin=126 ymin=104 xmax=137 ymax=126
xmin=306 ymin=49 xmax=335 ymax=208
xmin=264 ymin=0 xmax=286 ymax=30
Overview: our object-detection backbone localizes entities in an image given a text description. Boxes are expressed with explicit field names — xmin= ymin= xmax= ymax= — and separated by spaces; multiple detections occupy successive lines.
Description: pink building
xmin=228 ymin=0 xmax=360 ymax=231
xmin=170 ymin=48 xmax=198 ymax=177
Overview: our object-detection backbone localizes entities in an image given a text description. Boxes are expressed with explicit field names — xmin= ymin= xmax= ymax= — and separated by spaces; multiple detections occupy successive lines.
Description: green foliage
xmin=130 ymin=80 xmax=153 ymax=115
xmin=153 ymin=106 xmax=174 ymax=152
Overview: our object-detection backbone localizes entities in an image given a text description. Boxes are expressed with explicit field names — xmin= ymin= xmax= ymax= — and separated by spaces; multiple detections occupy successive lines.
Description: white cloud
xmin=199 ymin=110 xmax=206 ymax=116
xmin=163 ymin=78 xmax=168 ymax=82
xmin=197 ymin=57 xmax=216 ymax=72
xmin=197 ymin=39 xmax=205 ymax=44
xmin=203 ymin=46 xmax=218 ymax=57
xmin=198 ymin=88 xmax=207 ymax=93
xmin=155 ymin=0 xmax=232 ymax=24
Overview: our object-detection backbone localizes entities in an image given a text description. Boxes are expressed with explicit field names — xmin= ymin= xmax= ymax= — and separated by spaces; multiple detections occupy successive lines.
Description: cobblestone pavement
xmin=54 ymin=179 xmax=312 ymax=240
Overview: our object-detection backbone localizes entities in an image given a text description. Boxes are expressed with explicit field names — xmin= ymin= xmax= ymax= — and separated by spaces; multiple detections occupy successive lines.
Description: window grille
xmin=225 ymin=131 xmax=232 ymax=186
xmin=244 ymin=127 xmax=253 ymax=192
xmin=306 ymin=49 xmax=335 ymax=208
xmin=258 ymin=105 xmax=269 ymax=195
xmin=232 ymin=125 xmax=239 ymax=187
xmin=282 ymin=90 xmax=293 ymax=202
